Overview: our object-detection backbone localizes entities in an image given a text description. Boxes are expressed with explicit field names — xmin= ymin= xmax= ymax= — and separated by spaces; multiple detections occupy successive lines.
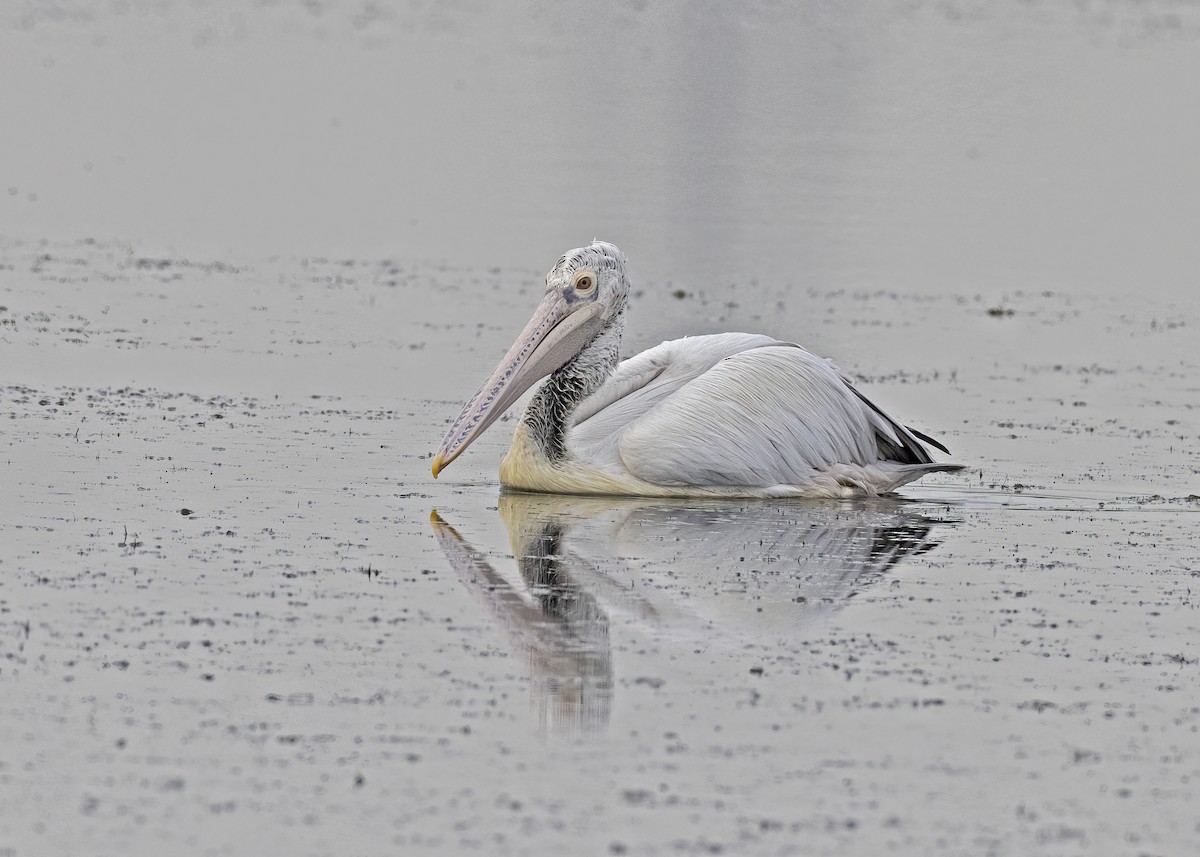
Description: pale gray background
xmin=2 ymin=2 xmax=1199 ymax=856
xmin=5 ymin=1 xmax=1200 ymax=295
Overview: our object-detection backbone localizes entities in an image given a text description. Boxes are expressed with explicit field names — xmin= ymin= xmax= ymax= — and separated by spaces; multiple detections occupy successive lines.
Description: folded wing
xmin=570 ymin=334 xmax=953 ymax=489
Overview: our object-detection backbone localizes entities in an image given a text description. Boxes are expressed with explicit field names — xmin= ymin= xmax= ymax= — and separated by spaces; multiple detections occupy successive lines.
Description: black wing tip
xmin=920 ymin=463 xmax=967 ymax=474
xmin=843 ymin=382 xmax=956 ymax=464
xmin=906 ymin=426 xmax=952 ymax=456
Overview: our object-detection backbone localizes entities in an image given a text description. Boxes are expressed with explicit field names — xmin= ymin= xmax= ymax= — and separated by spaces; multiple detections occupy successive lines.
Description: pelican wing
xmin=572 ymin=337 xmax=951 ymax=490
xmin=569 ymin=333 xmax=781 ymax=464
xmin=619 ymin=345 xmax=879 ymax=486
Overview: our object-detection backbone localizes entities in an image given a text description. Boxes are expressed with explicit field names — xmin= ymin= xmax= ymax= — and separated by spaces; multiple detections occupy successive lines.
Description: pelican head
xmin=432 ymin=241 xmax=629 ymax=477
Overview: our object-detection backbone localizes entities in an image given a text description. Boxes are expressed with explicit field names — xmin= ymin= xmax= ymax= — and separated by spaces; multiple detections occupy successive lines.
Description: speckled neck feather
xmin=523 ymin=308 xmax=624 ymax=463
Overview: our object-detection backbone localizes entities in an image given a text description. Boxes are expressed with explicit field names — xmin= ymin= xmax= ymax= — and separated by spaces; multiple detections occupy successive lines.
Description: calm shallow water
xmin=2 ymin=242 xmax=1197 ymax=856
xmin=2 ymin=2 xmax=1200 ymax=856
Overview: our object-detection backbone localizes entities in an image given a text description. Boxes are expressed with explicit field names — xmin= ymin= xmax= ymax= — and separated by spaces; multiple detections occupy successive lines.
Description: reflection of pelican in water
xmin=430 ymin=494 xmax=955 ymax=733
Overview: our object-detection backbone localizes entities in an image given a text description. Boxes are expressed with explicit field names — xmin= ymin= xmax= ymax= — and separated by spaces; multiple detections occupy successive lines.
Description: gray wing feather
xmin=617 ymin=345 xmax=884 ymax=487
xmin=569 ymin=334 xmax=780 ymax=467
xmin=568 ymin=334 xmax=953 ymax=489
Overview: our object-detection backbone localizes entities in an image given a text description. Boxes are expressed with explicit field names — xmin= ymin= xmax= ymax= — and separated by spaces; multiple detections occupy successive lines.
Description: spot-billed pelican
xmin=432 ymin=241 xmax=965 ymax=497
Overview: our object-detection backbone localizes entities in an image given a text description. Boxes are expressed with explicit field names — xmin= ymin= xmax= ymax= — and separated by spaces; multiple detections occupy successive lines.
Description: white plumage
xmin=433 ymin=241 xmax=964 ymax=497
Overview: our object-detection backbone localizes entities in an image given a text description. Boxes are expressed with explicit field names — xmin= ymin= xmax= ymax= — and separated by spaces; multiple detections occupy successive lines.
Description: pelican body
xmin=432 ymin=241 xmax=964 ymax=498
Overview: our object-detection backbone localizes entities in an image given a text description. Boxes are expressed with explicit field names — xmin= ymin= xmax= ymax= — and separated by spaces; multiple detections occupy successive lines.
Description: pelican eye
xmin=572 ymin=272 xmax=595 ymax=293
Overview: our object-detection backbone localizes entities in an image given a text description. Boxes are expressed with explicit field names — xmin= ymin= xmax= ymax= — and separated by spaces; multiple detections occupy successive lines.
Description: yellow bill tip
xmin=431 ymin=453 xmax=445 ymax=479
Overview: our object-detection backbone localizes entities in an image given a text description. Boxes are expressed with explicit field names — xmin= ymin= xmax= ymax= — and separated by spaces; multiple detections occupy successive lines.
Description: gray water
xmin=2 ymin=2 xmax=1199 ymax=856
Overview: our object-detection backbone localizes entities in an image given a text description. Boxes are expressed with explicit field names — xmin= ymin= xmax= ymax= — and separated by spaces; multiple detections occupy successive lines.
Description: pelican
xmin=432 ymin=241 xmax=965 ymax=497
